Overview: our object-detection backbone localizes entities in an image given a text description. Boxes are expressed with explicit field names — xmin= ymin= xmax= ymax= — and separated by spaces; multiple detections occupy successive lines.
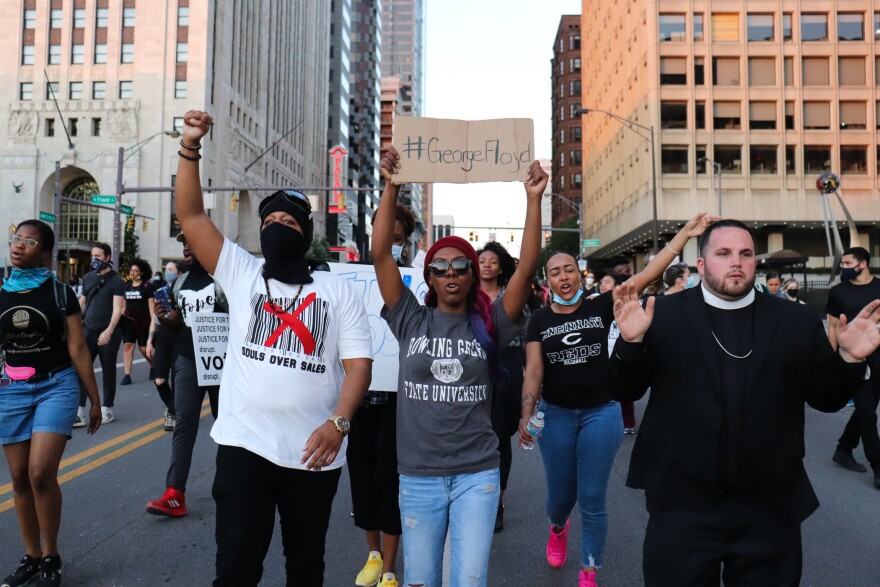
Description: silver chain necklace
xmin=711 ymin=331 xmax=752 ymax=359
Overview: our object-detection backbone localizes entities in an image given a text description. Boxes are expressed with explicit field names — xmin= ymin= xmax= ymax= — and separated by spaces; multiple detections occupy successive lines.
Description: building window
xmin=571 ymin=58 xmax=581 ymax=72
xmin=569 ymin=104 xmax=580 ymax=118
xmin=840 ymin=102 xmax=867 ymax=129
xmin=69 ymin=81 xmax=83 ymax=99
xmin=804 ymin=146 xmax=831 ymax=172
xmin=572 ymin=173 xmax=582 ymax=187
xmin=121 ymin=43 xmax=134 ymax=63
xmin=785 ymin=146 xmax=796 ymax=173
xmin=838 ymin=13 xmax=864 ymax=41
xmin=714 ymin=145 xmax=742 ymax=173
xmin=783 ymin=58 xmax=794 ymax=85
xmin=713 ymin=102 xmax=741 ymax=130
xmin=659 ymin=14 xmax=686 ymax=42
xmin=92 ymin=118 xmax=102 ymax=136
xmin=45 ymin=82 xmax=59 ymax=100
xmin=750 ymin=146 xmax=778 ymax=174
xmin=74 ymin=8 xmax=86 ymax=28
xmin=50 ymin=9 xmax=63 ymax=29
xmin=660 ymin=102 xmax=688 ymax=129
xmin=695 ymin=102 xmax=706 ymax=129
xmin=71 ymin=44 xmax=85 ymax=64
xmin=840 ymin=146 xmax=867 ymax=173
xmin=176 ymin=43 xmax=188 ymax=63
xmin=92 ymin=81 xmax=106 ymax=99
xmin=96 ymin=8 xmax=109 ymax=28
xmin=24 ymin=9 xmax=36 ymax=29
xmin=782 ymin=13 xmax=793 ymax=41
xmin=173 ymin=117 xmax=184 ymax=132
xmin=802 ymin=57 xmax=829 ymax=86
xmin=571 ymin=150 xmax=582 ymax=164
xmin=801 ymin=13 xmax=828 ymax=41
xmin=123 ymin=7 xmax=135 ymax=27
xmin=713 ymin=57 xmax=740 ymax=85
xmin=749 ymin=102 xmax=777 ymax=130
xmin=693 ymin=14 xmax=704 ymax=41
xmin=839 ymin=57 xmax=865 ymax=86
xmin=119 ymin=81 xmax=133 ymax=99
xmin=45 ymin=118 xmax=55 ymax=137
xmin=660 ymin=58 xmax=687 ymax=85
xmin=747 ymin=14 xmax=774 ymax=41
xmin=876 ymin=103 xmax=880 ymax=129
xmin=785 ymin=102 xmax=795 ymax=130
xmin=696 ymin=146 xmax=707 ymax=173
xmin=875 ymin=13 xmax=880 ymax=40
xmin=694 ymin=57 xmax=705 ymax=85
xmin=748 ymin=58 xmax=775 ymax=85
xmin=48 ymin=45 xmax=61 ymax=65
xmin=570 ymin=35 xmax=580 ymax=50
xmin=560 ymin=152 xmax=565 ymax=167
xmin=69 ymin=118 xmax=78 ymax=137
xmin=572 ymin=127 xmax=581 ymax=141
xmin=559 ymin=129 xmax=565 ymax=144
xmin=712 ymin=13 xmax=739 ymax=42
xmin=22 ymin=45 xmax=34 ymax=65
xmin=95 ymin=44 xmax=107 ymax=64
xmin=19 ymin=82 xmax=33 ymax=100
xmin=570 ymin=80 xmax=581 ymax=96
xmin=178 ymin=6 xmax=190 ymax=27
xmin=661 ymin=145 xmax=689 ymax=174
xmin=803 ymin=102 xmax=830 ymax=130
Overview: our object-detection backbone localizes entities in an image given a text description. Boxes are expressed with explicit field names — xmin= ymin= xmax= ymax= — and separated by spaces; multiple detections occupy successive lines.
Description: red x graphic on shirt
xmin=262 ymin=292 xmax=318 ymax=354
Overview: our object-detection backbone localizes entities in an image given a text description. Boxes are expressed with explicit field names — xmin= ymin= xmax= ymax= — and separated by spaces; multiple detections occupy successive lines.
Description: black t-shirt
xmin=0 ymin=280 xmax=81 ymax=372
xmin=125 ymin=281 xmax=154 ymax=320
xmin=827 ymin=277 xmax=880 ymax=364
xmin=173 ymin=267 xmax=220 ymax=359
xmin=82 ymin=270 xmax=127 ymax=330
xmin=526 ymin=291 xmax=616 ymax=409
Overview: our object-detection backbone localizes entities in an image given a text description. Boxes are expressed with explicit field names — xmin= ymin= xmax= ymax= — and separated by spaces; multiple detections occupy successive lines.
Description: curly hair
xmin=371 ymin=204 xmax=416 ymax=238
xmin=476 ymin=241 xmax=517 ymax=288
xmin=129 ymin=258 xmax=153 ymax=279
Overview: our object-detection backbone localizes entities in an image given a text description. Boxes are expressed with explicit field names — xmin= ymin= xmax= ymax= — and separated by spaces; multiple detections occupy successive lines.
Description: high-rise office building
xmin=551 ymin=15 xmax=583 ymax=227
xmin=582 ymin=2 xmax=880 ymax=265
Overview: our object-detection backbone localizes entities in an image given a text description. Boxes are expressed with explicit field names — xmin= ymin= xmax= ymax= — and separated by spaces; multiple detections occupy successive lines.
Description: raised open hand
xmin=682 ymin=212 xmax=720 ymax=239
xmin=836 ymin=299 xmax=880 ymax=362
xmin=182 ymin=110 xmax=213 ymax=146
xmin=524 ymin=160 xmax=549 ymax=199
xmin=612 ymin=282 xmax=655 ymax=343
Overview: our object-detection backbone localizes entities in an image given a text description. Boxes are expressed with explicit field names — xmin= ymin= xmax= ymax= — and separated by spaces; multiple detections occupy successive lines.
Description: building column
xmin=768 ymin=231 xmax=784 ymax=253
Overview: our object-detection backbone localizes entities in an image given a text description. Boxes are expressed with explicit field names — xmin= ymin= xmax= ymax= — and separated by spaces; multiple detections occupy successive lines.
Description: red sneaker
xmin=579 ymin=569 xmax=598 ymax=587
xmin=146 ymin=487 xmax=188 ymax=517
xmin=546 ymin=519 xmax=570 ymax=568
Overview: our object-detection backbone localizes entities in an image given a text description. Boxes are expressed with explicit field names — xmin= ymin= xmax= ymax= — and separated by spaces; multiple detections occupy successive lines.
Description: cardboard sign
xmin=192 ymin=312 xmax=230 ymax=385
xmin=329 ymin=263 xmax=427 ymax=391
xmin=392 ymin=117 xmax=534 ymax=184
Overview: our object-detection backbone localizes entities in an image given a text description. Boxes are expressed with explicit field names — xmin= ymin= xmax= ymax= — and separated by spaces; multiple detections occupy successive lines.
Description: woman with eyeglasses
xmin=0 ymin=220 xmax=101 ymax=587
xmin=519 ymin=215 xmax=713 ymax=587
xmin=373 ymin=147 xmax=547 ymax=587
xmin=172 ymin=111 xmax=372 ymax=586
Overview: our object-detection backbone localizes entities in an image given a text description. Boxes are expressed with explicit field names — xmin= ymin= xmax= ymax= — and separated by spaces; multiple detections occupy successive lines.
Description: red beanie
xmin=423 ymin=236 xmax=479 ymax=282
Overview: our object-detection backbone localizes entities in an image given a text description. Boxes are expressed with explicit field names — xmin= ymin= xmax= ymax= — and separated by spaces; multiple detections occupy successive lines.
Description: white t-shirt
xmin=210 ymin=239 xmax=372 ymax=470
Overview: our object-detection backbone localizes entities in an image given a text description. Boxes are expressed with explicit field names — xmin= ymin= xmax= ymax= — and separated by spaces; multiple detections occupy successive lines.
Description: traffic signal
xmin=126 ymin=216 xmax=134 ymax=230
xmin=142 ymin=219 xmax=149 ymax=231
xmin=544 ymin=231 xmax=551 ymax=245
xmin=474 ymin=232 xmax=479 ymax=242
xmin=469 ymin=231 xmax=474 ymax=242
xmin=510 ymin=232 xmax=514 ymax=242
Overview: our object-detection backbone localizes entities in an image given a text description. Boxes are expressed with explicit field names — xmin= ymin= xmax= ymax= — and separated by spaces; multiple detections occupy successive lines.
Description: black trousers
xmin=643 ymin=502 xmax=802 ymax=587
xmin=166 ymin=355 xmax=218 ymax=492
xmin=212 ymin=445 xmax=341 ymax=587
xmin=346 ymin=395 xmax=402 ymax=535
xmin=837 ymin=372 xmax=880 ymax=470
xmin=81 ymin=326 xmax=122 ymax=407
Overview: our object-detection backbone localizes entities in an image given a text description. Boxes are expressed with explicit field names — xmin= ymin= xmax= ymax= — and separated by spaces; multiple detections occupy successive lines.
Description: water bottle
xmin=522 ymin=411 xmax=545 ymax=450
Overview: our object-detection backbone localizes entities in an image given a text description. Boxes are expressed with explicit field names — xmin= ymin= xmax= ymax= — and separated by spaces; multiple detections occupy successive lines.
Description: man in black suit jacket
xmin=609 ymin=220 xmax=880 ymax=587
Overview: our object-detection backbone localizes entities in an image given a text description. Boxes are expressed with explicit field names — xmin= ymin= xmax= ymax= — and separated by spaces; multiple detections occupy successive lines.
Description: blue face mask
xmin=164 ymin=270 xmax=178 ymax=284
xmin=685 ymin=275 xmax=697 ymax=289
xmin=91 ymin=257 xmax=110 ymax=271
xmin=552 ymin=287 xmax=584 ymax=306
xmin=391 ymin=244 xmax=403 ymax=262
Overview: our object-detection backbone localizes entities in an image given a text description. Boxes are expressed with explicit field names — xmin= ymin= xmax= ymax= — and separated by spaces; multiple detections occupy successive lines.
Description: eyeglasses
xmin=428 ymin=259 xmax=472 ymax=277
xmin=8 ymin=234 xmax=38 ymax=248
xmin=259 ymin=189 xmax=312 ymax=215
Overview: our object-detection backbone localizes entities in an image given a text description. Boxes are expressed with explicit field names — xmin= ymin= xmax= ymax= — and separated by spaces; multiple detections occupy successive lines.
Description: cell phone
xmin=154 ymin=286 xmax=172 ymax=312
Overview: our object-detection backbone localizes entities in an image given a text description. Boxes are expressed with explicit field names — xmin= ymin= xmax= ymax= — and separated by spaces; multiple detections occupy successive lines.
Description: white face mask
xmin=585 ymin=277 xmax=594 ymax=287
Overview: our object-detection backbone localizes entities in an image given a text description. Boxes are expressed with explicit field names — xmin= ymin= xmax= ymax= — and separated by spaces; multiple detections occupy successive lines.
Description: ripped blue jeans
xmin=399 ymin=468 xmax=500 ymax=587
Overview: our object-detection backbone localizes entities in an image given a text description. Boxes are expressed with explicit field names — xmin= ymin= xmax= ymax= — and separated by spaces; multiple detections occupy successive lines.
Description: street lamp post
xmin=698 ymin=157 xmax=722 ymax=217
xmin=578 ymin=107 xmax=658 ymax=253
xmin=547 ymin=191 xmax=583 ymax=251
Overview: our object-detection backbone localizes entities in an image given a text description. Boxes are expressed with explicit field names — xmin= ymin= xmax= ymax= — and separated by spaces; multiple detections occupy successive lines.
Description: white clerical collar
xmin=700 ymin=284 xmax=755 ymax=310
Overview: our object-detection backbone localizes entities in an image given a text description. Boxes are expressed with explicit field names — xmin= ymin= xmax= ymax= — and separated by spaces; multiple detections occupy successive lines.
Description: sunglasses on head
xmin=260 ymin=189 xmax=312 ymax=215
xmin=428 ymin=259 xmax=472 ymax=277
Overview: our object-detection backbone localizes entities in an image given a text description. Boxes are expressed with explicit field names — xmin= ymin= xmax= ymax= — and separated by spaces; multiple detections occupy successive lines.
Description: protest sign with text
xmin=392 ymin=117 xmax=534 ymax=184
xmin=192 ymin=312 xmax=230 ymax=385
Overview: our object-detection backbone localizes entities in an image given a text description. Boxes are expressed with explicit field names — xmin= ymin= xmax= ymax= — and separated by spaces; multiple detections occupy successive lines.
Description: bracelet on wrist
xmin=180 ymin=140 xmax=202 ymax=151
xmin=665 ymin=243 xmax=681 ymax=256
xmin=178 ymin=150 xmax=202 ymax=161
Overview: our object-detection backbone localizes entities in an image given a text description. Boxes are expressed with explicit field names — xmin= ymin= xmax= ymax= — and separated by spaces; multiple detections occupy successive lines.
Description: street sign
xmin=91 ymin=195 xmax=116 ymax=205
xmin=38 ymin=211 xmax=56 ymax=223
xmin=582 ymin=239 xmax=600 ymax=247
xmin=121 ymin=205 xmax=133 ymax=215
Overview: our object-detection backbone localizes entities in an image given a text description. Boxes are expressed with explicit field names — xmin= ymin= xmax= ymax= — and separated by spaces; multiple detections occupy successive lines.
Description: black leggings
xmin=81 ymin=326 xmax=122 ymax=407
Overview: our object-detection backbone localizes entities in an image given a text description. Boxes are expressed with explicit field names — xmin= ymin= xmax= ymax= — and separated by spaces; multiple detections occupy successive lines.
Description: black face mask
xmin=787 ymin=289 xmax=798 ymax=298
xmin=260 ymin=222 xmax=313 ymax=284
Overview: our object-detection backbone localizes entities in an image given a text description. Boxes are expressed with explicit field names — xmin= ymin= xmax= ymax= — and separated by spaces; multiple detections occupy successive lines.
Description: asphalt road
xmin=1 ymin=357 xmax=879 ymax=586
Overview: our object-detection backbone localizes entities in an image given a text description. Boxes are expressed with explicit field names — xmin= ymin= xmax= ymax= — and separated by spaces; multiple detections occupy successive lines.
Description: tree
xmin=307 ymin=234 xmax=331 ymax=262
xmin=119 ymin=211 xmax=139 ymax=278
xmin=539 ymin=217 xmax=580 ymax=277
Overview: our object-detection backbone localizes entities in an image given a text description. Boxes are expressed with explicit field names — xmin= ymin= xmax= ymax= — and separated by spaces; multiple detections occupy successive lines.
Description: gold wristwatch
xmin=328 ymin=415 xmax=351 ymax=436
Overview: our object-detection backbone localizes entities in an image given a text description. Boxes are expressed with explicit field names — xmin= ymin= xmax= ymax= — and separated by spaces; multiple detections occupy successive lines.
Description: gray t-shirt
xmin=383 ymin=288 xmax=523 ymax=477
xmin=81 ymin=270 xmax=127 ymax=330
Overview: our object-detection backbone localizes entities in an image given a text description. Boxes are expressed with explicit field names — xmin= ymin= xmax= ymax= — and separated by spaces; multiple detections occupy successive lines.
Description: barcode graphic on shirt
xmin=245 ymin=292 xmax=330 ymax=357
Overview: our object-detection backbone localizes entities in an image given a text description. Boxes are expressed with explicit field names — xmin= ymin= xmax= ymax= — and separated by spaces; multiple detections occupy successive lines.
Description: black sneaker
xmin=832 ymin=446 xmax=867 ymax=473
xmin=1 ymin=554 xmax=40 ymax=587
xmin=120 ymin=374 xmax=132 ymax=386
xmin=33 ymin=556 xmax=61 ymax=587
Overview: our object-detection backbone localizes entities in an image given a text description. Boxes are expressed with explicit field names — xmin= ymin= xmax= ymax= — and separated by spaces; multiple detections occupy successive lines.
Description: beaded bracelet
xmin=178 ymin=149 xmax=202 ymax=161
xmin=665 ymin=243 xmax=681 ymax=256
xmin=180 ymin=140 xmax=202 ymax=151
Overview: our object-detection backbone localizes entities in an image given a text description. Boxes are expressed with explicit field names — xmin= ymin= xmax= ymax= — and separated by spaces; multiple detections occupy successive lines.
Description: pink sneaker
xmin=546 ymin=519 xmax=570 ymax=568
xmin=579 ymin=569 xmax=598 ymax=586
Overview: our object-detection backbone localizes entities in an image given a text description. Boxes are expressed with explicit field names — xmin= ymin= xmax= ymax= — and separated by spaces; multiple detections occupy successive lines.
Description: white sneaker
xmin=72 ymin=411 xmax=86 ymax=428
xmin=101 ymin=407 xmax=115 ymax=424
xmin=164 ymin=409 xmax=175 ymax=432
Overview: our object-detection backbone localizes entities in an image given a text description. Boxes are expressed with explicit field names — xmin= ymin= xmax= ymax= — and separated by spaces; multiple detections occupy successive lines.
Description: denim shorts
xmin=0 ymin=366 xmax=80 ymax=444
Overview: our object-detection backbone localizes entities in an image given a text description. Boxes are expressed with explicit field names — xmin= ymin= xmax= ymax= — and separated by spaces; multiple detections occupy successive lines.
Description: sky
xmin=425 ymin=0 xmax=582 ymax=256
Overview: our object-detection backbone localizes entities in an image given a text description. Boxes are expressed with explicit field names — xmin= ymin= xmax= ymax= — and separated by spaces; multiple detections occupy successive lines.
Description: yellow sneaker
xmin=377 ymin=572 xmax=399 ymax=587
xmin=355 ymin=551 xmax=383 ymax=587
